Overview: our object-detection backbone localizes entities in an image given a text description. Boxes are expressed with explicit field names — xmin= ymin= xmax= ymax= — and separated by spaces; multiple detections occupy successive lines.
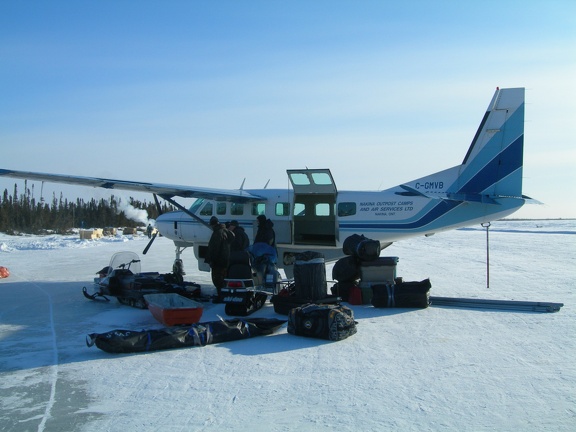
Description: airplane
xmin=0 ymin=87 xmax=527 ymax=278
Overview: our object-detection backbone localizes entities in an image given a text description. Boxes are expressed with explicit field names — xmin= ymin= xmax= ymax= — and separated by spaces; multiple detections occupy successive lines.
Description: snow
xmin=1 ymin=220 xmax=575 ymax=432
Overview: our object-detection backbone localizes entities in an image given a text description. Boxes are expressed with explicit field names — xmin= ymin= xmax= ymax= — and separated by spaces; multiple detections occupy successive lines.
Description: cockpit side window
xmin=200 ymin=202 xmax=213 ymax=216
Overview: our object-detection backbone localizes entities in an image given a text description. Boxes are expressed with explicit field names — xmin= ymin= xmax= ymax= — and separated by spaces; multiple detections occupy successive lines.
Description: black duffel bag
xmin=287 ymin=303 xmax=357 ymax=341
xmin=332 ymin=255 xmax=360 ymax=282
xmin=342 ymin=234 xmax=381 ymax=261
xmin=371 ymin=279 xmax=431 ymax=309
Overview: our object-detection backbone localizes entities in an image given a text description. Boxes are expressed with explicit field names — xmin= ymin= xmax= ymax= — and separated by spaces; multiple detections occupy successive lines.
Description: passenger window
xmin=315 ymin=203 xmax=331 ymax=216
xmin=338 ymin=202 xmax=356 ymax=217
xmin=252 ymin=203 xmax=266 ymax=216
xmin=216 ymin=202 xmax=226 ymax=215
xmin=275 ymin=202 xmax=290 ymax=216
xmin=231 ymin=203 xmax=244 ymax=216
xmin=200 ymin=202 xmax=213 ymax=216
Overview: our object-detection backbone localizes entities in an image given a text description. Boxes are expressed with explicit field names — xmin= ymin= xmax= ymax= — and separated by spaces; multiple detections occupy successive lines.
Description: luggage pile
xmin=331 ymin=234 xmax=431 ymax=308
xmin=287 ymin=303 xmax=357 ymax=341
xmin=271 ymin=251 xmax=340 ymax=315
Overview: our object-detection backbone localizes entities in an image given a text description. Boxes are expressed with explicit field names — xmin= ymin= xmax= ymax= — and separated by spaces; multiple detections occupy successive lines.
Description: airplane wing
xmin=0 ymin=168 xmax=267 ymax=202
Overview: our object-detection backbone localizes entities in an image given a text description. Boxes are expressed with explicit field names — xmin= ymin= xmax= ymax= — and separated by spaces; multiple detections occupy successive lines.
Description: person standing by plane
xmin=206 ymin=216 xmax=234 ymax=302
xmin=228 ymin=220 xmax=250 ymax=251
xmin=254 ymin=214 xmax=275 ymax=247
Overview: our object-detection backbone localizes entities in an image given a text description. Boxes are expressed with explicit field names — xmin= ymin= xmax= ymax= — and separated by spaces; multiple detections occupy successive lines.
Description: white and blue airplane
xmin=0 ymin=87 xmax=527 ymax=277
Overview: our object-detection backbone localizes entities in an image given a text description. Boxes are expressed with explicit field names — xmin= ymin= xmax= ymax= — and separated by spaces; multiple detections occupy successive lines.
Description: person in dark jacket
xmin=254 ymin=215 xmax=275 ymax=247
xmin=206 ymin=216 xmax=234 ymax=302
xmin=228 ymin=220 xmax=250 ymax=251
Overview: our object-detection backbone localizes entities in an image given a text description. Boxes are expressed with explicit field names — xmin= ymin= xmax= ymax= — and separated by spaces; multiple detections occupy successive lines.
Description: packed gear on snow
xmin=271 ymin=281 xmax=313 ymax=315
xmin=371 ymin=279 xmax=431 ymax=308
xmin=271 ymin=252 xmax=340 ymax=315
xmin=331 ymin=255 xmax=360 ymax=284
xmin=342 ymin=234 xmax=381 ymax=262
xmin=330 ymin=281 xmax=351 ymax=302
xmin=288 ymin=303 xmax=357 ymax=341
xmin=83 ymin=251 xmax=202 ymax=309
xmin=86 ymin=317 xmax=286 ymax=354
xmin=293 ymin=251 xmax=327 ymax=301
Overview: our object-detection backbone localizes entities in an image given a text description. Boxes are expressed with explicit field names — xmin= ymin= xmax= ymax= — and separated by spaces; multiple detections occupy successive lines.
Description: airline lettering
xmin=358 ymin=201 xmax=414 ymax=216
xmin=415 ymin=181 xmax=444 ymax=190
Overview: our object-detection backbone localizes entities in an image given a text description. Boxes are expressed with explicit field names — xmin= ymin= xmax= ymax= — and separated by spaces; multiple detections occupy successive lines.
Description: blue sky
xmin=1 ymin=1 xmax=575 ymax=218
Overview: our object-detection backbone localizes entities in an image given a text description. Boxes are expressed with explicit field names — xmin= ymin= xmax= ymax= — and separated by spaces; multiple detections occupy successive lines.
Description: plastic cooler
xmin=359 ymin=256 xmax=399 ymax=283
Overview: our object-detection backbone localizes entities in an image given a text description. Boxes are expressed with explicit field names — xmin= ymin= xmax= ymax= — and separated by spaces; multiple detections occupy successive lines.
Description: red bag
xmin=348 ymin=284 xmax=362 ymax=305
xmin=0 ymin=266 xmax=9 ymax=279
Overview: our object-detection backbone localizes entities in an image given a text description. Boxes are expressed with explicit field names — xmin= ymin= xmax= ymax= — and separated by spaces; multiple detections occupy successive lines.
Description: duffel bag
xmin=372 ymin=279 xmax=431 ymax=308
xmin=287 ymin=303 xmax=357 ymax=341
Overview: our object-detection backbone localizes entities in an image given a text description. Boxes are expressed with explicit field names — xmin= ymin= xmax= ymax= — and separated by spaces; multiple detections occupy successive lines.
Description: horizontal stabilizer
xmin=399 ymin=185 xmax=500 ymax=204
xmin=398 ymin=184 xmax=440 ymax=199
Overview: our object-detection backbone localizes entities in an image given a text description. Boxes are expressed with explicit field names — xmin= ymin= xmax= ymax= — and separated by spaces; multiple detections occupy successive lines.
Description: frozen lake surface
xmin=1 ymin=219 xmax=574 ymax=431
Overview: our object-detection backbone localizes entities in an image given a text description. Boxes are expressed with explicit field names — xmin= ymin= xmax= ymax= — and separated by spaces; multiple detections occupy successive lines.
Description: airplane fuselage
xmin=157 ymin=180 xmax=524 ymax=274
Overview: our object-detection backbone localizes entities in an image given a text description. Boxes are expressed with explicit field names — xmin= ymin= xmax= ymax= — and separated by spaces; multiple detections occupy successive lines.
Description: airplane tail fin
xmin=455 ymin=87 xmax=525 ymax=200
xmin=400 ymin=87 xmax=525 ymax=204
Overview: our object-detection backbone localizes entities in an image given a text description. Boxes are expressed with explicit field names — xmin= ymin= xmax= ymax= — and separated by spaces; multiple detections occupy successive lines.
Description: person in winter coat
xmin=254 ymin=215 xmax=276 ymax=247
xmin=227 ymin=220 xmax=250 ymax=252
xmin=206 ymin=216 xmax=234 ymax=302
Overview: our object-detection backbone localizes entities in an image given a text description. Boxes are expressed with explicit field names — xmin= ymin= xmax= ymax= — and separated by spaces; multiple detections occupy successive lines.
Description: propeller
xmin=143 ymin=231 xmax=158 ymax=255
xmin=143 ymin=194 xmax=163 ymax=255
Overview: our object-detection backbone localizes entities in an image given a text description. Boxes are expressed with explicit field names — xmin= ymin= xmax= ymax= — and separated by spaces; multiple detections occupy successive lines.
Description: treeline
xmin=0 ymin=182 xmax=174 ymax=235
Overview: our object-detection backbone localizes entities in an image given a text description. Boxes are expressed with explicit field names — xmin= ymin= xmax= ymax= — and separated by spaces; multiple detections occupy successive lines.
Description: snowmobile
xmin=82 ymin=251 xmax=203 ymax=309
xmin=220 ymin=246 xmax=281 ymax=317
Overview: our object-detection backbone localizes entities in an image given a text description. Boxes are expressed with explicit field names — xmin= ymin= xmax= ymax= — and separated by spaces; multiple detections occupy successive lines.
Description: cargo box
xmin=359 ymin=256 xmax=399 ymax=283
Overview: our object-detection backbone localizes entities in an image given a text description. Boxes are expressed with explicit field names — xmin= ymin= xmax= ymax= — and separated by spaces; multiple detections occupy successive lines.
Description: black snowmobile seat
xmin=227 ymin=251 xmax=253 ymax=280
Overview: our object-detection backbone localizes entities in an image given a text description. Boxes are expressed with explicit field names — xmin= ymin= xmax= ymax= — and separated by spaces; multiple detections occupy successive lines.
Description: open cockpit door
xmin=287 ymin=169 xmax=338 ymax=246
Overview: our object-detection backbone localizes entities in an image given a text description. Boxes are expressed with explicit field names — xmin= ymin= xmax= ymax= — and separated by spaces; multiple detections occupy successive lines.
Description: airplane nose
xmin=156 ymin=211 xmax=185 ymax=240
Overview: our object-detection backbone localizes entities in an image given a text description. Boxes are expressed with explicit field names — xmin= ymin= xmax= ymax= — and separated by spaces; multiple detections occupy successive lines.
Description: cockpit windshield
xmin=188 ymin=199 xmax=204 ymax=213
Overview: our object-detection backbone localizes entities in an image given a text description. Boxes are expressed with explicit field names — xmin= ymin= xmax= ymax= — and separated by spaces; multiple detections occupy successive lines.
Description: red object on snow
xmin=144 ymin=293 xmax=203 ymax=326
xmin=0 ymin=266 xmax=9 ymax=278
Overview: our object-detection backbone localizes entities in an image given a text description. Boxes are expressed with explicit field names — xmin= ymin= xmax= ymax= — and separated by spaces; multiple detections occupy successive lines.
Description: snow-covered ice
xmin=0 ymin=220 xmax=574 ymax=431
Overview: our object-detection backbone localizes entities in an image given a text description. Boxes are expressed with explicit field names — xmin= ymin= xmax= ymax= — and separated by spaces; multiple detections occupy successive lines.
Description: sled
xmin=144 ymin=293 xmax=204 ymax=326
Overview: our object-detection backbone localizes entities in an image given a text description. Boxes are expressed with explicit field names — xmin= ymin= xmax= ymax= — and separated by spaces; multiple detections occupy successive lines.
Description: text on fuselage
xmin=359 ymin=201 xmax=414 ymax=216
xmin=414 ymin=181 xmax=444 ymax=190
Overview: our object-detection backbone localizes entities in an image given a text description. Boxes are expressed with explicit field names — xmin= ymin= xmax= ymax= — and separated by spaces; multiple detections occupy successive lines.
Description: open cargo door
xmin=287 ymin=169 xmax=338 ymax=246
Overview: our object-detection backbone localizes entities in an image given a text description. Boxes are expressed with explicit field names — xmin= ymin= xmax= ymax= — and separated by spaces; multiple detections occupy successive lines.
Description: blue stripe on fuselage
xmin=340 ymin=200 xmax=461 ymax=231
